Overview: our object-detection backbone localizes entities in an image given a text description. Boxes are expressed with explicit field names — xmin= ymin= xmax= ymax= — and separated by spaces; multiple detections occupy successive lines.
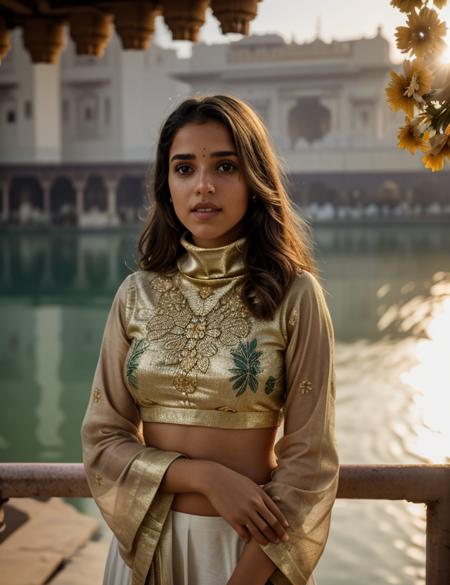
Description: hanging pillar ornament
xmin=161 ymin=0 xmax=208 ymax=42
xmin=22 ymin=17 xmax=65 ymax=64
xmin=211 ymin=0 xmax=259 ymax=35
xmin=68 ymin=7 xmax=112 ymax=57
xmin=101 ymin=1 xmax=159 ymax=50
xmin=0 ymin=18 xmax=11 ymax=62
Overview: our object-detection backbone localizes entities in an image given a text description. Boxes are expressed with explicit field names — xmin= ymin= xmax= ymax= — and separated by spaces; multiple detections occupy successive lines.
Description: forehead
xmin=169 ymin=121 xmax=235 ymax=154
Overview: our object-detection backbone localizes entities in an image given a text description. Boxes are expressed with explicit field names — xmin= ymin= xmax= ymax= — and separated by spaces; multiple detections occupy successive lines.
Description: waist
xmin=144 ymin=422 xmax=278 ymax=516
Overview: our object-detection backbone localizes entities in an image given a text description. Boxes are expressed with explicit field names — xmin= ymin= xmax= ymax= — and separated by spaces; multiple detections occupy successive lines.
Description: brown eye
xmin=218 ymin=161 xmax=237 ymax=173
xmin=175 ymin=164 xmax=193 ymax=175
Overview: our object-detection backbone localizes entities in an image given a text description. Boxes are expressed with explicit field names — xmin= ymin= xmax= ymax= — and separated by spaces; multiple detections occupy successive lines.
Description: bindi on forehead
xmin=201 ymin=147 xmax=206 ymax=158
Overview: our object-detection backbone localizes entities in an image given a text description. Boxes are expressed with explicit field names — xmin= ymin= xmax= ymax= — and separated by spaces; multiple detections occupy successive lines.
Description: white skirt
xmin=103 ymin=510 xmax=316 ymax=585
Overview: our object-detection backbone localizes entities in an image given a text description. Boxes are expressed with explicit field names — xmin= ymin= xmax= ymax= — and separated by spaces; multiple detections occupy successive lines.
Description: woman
xmin=81 ymin=95 xmax=339 ymax=585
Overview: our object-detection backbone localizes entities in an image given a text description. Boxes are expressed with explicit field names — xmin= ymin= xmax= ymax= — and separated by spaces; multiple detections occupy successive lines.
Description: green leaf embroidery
xmin=264 ymin=376 xmax=276 ymax=395
xmin=228 ymin=338 xmax=263 ymax=397
xmin=127 ymin=338 xmax=149 ymax=390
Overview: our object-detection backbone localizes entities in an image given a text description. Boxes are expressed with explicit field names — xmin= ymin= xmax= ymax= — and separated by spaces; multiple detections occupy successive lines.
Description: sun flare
xmin=441 ymin=45 xmax=450 ymax=63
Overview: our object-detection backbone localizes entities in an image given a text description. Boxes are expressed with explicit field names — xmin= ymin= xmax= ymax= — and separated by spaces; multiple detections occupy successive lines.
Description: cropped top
xmin=123 ymin=233 xmax=291 ymax=430
xmin=81 ymin=233 xmax=339 ymax=585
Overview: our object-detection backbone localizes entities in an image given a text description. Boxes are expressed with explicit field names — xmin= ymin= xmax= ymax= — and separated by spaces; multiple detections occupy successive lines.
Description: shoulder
xmin=116 ymin=269 xmax=160 ymax=295
xmin=113 ymin=270 xmax=152 ymax=311
xmin=114 ymin=271 xmax=137 ymax=301
xmin=284 ymin=269 xmax=326 ymax=308
xmin=282 ymin=270 xmax=332 ymax=336
xmin=115 ymin=268 xmax=177 ymax=306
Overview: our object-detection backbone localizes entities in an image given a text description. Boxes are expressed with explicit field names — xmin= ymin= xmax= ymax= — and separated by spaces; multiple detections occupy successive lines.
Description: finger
xmin=264 ymin=493 xmax=289 ymax=528
xmin=244 ymin=520 xmax=270 ymax=546
xmin=250 ymin=511 xmax=281 ymax=544
xmin=256 ymin=505 xmax=288 ymax=542
xmin=231 ymin=522 xmax=251 ymax=542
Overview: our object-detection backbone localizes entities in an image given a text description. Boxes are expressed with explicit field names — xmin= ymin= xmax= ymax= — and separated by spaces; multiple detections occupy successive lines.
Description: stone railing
xmin=0 ymin=463 xmax=449 ymax=585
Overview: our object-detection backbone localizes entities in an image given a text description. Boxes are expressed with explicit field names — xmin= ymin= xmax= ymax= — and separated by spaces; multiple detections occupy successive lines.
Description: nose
xmin=195 ymin=168 xmax=215 ymax=196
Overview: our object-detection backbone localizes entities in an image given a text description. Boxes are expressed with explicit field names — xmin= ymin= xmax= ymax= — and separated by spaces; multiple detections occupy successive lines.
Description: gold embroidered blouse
xmin=81 ymin=234 xmax=339 ymax=585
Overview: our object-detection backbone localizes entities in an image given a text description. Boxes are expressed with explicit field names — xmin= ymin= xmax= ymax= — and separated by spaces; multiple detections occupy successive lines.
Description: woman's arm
xmin=230 ymin=271 xmax=339 ymax=585
xmin=158 ymin=458 xmax=216 ymax=494
xmin=227 ymin=538 xmax=277 ymax=585
xmin=80 ymin=275 xmax=185 ymax=572
xmin=160 ymin=458 xmax=290 ymax=547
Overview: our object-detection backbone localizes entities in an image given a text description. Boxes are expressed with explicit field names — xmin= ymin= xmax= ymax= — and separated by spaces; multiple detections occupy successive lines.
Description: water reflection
xmin=0 ymin=231 xmax=139 ymax=296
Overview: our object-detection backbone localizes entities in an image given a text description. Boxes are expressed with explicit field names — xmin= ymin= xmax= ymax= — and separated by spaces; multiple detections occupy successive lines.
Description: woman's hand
xmin=201 ymin=462 xmax=289 ymax=546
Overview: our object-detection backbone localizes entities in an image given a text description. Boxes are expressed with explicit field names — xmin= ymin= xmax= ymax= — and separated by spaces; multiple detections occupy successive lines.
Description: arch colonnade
xmin=0 ymin=164 xmax=149 ymax=227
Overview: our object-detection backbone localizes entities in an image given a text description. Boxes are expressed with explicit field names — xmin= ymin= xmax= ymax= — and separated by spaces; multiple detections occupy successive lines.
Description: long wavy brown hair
xmin=139 ymin=94 xmax=316 ymax=320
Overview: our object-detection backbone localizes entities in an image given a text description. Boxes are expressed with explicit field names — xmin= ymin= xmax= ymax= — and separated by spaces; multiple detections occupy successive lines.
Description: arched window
xmin=287 ymin=97 xmax=331 ymax=147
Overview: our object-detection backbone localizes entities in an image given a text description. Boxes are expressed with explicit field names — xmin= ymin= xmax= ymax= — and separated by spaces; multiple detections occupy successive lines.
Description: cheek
xmin=168 ymin=176 xmax=188 ymax=202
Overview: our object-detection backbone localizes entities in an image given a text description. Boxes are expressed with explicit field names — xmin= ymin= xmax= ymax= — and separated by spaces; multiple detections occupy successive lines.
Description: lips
xmin=191 ymin=202 xmax=221 ymax=211
xmin=191 ymin=202 xmax=221 ymax=219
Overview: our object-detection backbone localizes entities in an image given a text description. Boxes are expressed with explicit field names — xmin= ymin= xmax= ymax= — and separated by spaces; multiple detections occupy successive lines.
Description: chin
xmin=190 ymin=228 xmax=235 ymax=247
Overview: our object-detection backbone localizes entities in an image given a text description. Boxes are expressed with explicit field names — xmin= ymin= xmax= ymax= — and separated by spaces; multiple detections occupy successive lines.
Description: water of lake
xmin=1 ymin=225 xmax=449 ymax=585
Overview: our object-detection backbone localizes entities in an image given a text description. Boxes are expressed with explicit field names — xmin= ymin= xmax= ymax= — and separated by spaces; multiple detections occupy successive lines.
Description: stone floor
xmin=0 ymin=498 xmax=109 ymax=585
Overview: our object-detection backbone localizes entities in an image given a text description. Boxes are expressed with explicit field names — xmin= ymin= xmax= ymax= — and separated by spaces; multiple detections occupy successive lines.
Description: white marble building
xmin=1 ymin=26 xmax=407 ymax=170
xmin=172 ymin=28 xmax=410 ymax=173
xmin=0 ymin=29 xmax=189 ymax=164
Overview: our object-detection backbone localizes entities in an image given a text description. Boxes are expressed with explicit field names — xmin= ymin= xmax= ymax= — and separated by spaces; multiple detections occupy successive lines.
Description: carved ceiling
xmin=0 ymin=1 xmax=262 ymax=63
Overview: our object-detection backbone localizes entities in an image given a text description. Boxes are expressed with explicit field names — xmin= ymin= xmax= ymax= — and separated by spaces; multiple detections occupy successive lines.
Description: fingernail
xmin=284 ymin=521 xmax=289 ymax=527
xmin=282 ymin=534 xmax=289 ymax=542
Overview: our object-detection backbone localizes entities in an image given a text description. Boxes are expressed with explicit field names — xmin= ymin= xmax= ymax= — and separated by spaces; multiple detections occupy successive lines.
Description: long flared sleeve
xmin=80 ymin=274 xmax=185 ymax=585
xmin=261 ymin=271 xmax=339 ymax=585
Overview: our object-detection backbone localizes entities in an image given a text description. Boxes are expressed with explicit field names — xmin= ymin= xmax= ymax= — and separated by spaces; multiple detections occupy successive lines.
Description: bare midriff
xmin=143 ymin=422 xmax=278 ymax=516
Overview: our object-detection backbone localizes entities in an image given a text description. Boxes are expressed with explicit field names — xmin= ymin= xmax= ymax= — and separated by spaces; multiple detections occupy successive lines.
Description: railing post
xmin=426 ymin=497 xmax=450 ymax=585
xmin=0 ymin=496 xmax=9 ymax=532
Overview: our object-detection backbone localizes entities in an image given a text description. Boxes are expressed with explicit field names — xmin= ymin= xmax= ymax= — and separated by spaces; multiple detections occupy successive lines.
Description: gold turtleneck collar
xmin=177 ymin=233 xmax=246 ymax=281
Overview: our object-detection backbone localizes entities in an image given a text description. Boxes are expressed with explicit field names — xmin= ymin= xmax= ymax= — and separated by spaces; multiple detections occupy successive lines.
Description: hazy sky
xmin=155 ymin=0 xmax=450 ymax=64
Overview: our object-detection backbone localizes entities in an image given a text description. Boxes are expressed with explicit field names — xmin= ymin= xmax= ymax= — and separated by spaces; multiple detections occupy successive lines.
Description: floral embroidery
xmin=299 ymin=380 xmax=313 ymax=394
xmin=198 ymin=286 xmax=213 ymax=299
xmin=127 ymin=338 xmax=150 ymax=390
xmin=264 ymin=376 xmax=276 ymax=395
xmin=229 ymin=338 xmax=263 ymax=396
xmin=147 ymin=275 xmax=250 ymax=400
xmin=92 ymin=387 xmax=102 ymax=403
xmin=173 ymin=373 xmax=197 ymax=396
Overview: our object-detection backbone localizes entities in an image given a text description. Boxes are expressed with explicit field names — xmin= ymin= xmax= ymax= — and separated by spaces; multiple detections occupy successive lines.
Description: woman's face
xmin=168 ymin=120 xmax=249 ymax=248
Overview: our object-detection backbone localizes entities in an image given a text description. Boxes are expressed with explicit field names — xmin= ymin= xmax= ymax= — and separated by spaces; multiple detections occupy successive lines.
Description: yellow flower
xmin=433 ymin=0 xmax=447 ymax=9
xmin=423 ymin=149 xmax=448 ymax=171
xmin=385 ymin=60 xmax=432 ymax=116
xmin=390 ymin=0 xmax=423 ymax=13
xmin=423 ymin=133 xmax=450 ymax=170
xmin=395 ymin=7 xmax=447 ymax=58
xmin=397 ymin=119 xmax=429 ymax=153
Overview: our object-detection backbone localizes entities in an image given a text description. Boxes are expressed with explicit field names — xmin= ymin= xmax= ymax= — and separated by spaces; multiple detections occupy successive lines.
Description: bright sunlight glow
xmin=440 ymin=35 xmax=450 ymax=63
xmin=400 ymin=278 xmax=450 ymax=464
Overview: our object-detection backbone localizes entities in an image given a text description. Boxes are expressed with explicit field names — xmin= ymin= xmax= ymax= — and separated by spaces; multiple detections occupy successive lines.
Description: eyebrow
xmin=170 ymin=150 xmax=238 ymax=163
